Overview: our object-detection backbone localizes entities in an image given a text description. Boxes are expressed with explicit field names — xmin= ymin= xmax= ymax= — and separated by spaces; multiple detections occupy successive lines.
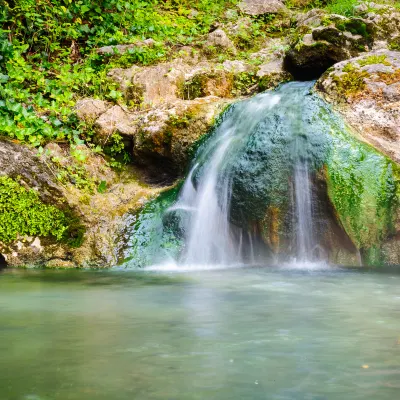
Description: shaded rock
xmin=238 ymin=0 xmax=286 ymax=15
xmin=285 ymin=15 xmax=374 ymax=79
xmin=317 ymin=49 xmax=400 ymax=163
xmin=75 ymin=98 xmax=111 ymax=122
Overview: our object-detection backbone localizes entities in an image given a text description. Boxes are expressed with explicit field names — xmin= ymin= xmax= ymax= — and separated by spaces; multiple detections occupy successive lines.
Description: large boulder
xmin=317 ymin=49 xmax=400 ymax=163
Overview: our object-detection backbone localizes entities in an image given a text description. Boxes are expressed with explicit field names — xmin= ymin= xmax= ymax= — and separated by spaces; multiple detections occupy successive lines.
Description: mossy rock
xmin=284 ymin=40 xmax=348 ymax=79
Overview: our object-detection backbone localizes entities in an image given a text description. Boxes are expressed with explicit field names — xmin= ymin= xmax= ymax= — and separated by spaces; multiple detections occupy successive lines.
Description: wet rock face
xmin=317 ymin=49 xmax=400 ymax=164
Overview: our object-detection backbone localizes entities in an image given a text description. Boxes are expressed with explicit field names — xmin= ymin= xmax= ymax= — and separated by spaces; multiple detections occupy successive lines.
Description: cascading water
xmin=124 ymin=81 xmax=399 ymax=269
xmin=293 ymin=162 xmax=315 ymax=261
xmin=169 ymin=93 xmax=281 ymax=265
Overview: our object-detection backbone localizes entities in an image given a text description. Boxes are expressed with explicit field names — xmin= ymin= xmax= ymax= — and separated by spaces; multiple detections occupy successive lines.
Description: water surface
xmin=1 ymin=267 xmax=400 ymax=400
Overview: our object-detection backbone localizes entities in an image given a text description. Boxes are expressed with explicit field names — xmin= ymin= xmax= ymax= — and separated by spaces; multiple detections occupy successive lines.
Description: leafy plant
xmin=0 ymin=176 xmax=69 ymax=243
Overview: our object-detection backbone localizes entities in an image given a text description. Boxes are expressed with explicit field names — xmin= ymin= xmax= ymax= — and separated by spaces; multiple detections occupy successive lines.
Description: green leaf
xmin=97 ymin=180 xmax=107 ymax=194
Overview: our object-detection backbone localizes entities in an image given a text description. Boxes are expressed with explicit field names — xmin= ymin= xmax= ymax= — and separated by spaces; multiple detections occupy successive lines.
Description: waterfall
xmin=168 ymin=93 xmax=281 ymax=265
xmin=127 ymin=82 xmax=369 ymax=269
xmin=293 ymin=162 xmax=315 ymax=261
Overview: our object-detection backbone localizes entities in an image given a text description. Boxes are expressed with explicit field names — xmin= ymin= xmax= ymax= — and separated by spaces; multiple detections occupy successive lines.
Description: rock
xmin=354 ymin=2 xmax=400 ymax=41
xmin=317 ymin=49 xmax=400 ymax=163
xmin=97 ymin=39 xmax=155 ymax=55
xmin=285 ymin=14 xmax=374 ymax=79
xmin=45 ymin=259 xmax=77 ymax=268
xmin=108 ymin=60 xmax=206 ymax=108
xmin=95 ymin=105 xmax=138 ymax=140
xmin=134 ymin=97 xmax=232 ymax=176
xmin=222 ymin=60 xmax=253 ymax=73
xmin=107 ymin=66 xmax=140 ymax=94
xmin=238 ymin=0 xmax=286 ymax=16
xmin=75 ymin=99 xmax=111 ymax=122
xmin=257 ymin=58 xmax=292 ymax=90
xmin=0 ymin=137 xmax=160 ymax=268
xmin=297 ymin=9 xmax=326 ymax=29
xmin=0 ymin=139 xmax=64 ymax=205
xmin=205 ymin=29 xmax=237 ymax=55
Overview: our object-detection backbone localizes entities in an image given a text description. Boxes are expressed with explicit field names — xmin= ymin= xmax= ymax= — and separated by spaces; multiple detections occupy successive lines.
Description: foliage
xmin=0 ymin=0 xmax=238 ymax=152
xmin=0 ymin=176 xmax=69 ymax=243
xmin=325 ymin=0 xmax=359 ymax=16
xmin=357 ymin=54 xmax=390 ymax=66
xmin=388 ymin=36 xmax=400 ymax=50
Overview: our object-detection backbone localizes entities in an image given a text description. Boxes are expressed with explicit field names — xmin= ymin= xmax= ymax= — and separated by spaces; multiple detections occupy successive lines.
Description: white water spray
xmin=169 ymin=94 xmax=281 ymax=266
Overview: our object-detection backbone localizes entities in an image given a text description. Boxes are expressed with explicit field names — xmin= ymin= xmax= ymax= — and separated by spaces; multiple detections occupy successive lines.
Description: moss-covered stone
xmin=326 ymin=134 xmax=399 ymax=254
xmin=331 ymin=65 xmax=369 ymax=96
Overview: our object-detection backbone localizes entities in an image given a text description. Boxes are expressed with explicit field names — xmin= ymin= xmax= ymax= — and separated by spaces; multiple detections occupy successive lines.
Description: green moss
xmin=336 ymin=19 xmax=369 ymax=37
xmin=357 ymin=54 xmax=391 ymax=67
xmin=326 ymin=130 xmax=400 ymax=253
xmin=0 ymin=176 xmax=68 ymax=243
xmin=388 ymin=36 xmax=400 ymax=51
xmin=332 ymin=67 xmax=369 ymax=96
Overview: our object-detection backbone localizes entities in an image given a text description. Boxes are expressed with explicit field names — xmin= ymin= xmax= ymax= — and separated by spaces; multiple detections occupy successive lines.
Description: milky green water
xmin=1 ymin=267 xmax=400 ymax=400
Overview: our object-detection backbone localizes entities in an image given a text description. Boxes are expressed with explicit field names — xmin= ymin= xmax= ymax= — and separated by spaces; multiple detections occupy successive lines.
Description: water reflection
xmin=0 ymin=268 xmax=400 ymax=400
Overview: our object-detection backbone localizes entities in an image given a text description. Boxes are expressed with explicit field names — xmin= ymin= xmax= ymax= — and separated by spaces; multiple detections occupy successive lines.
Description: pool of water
xmin=1 ymin=266 xmax=400 ymax=400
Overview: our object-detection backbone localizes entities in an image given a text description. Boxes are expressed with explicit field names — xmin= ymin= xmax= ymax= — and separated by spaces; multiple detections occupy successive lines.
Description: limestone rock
xmin=222 ymin=60 xmax=253 ymax=73
xmin=134 ymin=97 xmax=232 ymax=174
xmin=95 ymin=105 xmax=138 ymax=140
xmin=75 ymin=98 xmax=111 ymax=122
xmin=354 ymin=2 xmax=400 ymax=41
xmin=205 ymin=29 xmax=237 ymax=55
xmin=238 ymin=0 xmax=286 ymax=16
xmin=317 ymin=49 xmax=400 ymax=163
xmin=257 ymin=58 xmax=292 ymax=89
